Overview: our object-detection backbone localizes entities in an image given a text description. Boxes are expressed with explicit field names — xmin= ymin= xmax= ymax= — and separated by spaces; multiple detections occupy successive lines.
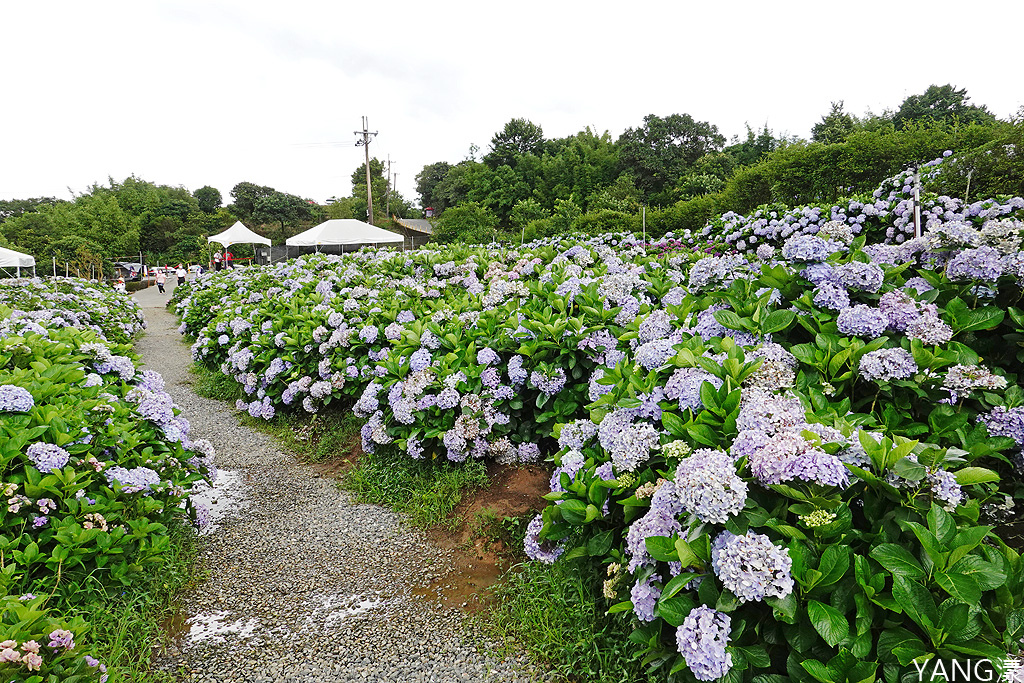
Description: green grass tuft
xmin=89 ymin=520 xmax=205 ymax=681
xmin=344 ymin=449 xmax=490 ymax=528
xmin=189 ymin=362 xmax=241 ymax=401
xmin=485 ymin=558 xmax=655 ymax=683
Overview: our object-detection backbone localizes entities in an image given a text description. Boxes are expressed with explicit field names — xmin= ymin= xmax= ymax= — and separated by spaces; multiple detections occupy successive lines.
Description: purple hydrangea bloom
xmin=835 ymin=261 xmax=884 ymax=292
xmin=711 ymin=530 xmax=794 ymax=603
xmin=477 ymin=347 xmax=500 ymax=366
xmin=782 ymin=234 xmax=834 ymax=263
xmin=105 ymin=465 xmax=161 ymax=494
xmin=813 ymin=283 xmax=850 ymax=311
xmin=836 ymin=304 xmax=888 ymax=338
xmin=859 ymin=348 xmax=918 ymax=382
xmin=530 ymin=368 xmax=566 ymax=396
xmin=26 ymin=443 xmax=70 ymax=472
xmin=979 ymin=406 xmax=1024 ymax=449
xmin=665 ymin=367 xmax=722 ymax=412
xmin=0 ymin=385 xmax=34 ymax=412
xmin=625 ymin=482 xmax=684 ymax=571
xmin=524 ymin=513 xmax=564 ymax=563
xmin=675 ymin=606 xmax=733 ymax=681
xmin=507 ymin=355 xmax=528 ymax=385
xmin=630 ymin=573 xmax=662 ymax=623
xmin=359 ymin=325 xmax=379 ymax=343
xmin=634 ymin=339 xmax=675 ymax=370
xmin=946 ymin=245 xmax=1004 ymax=282
xmin=928 ymin=468 xmax=963 ymax=510
xmin=409 ymin=348 xmax=432 ymax=372
xmin=674 ymin=449 xmax=747 ymax=523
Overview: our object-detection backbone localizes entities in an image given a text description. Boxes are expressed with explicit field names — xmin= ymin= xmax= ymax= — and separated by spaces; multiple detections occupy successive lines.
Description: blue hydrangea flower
xmin=0 ymin=385 xmax=34 ymax=412
xmin=836 ymin=304 xmax=888 ymax=338
xmin=524 ymin=513 xmax=564 ymax=563
xmin=26 ymin=443 xmax=70 ymax=472
xmin=630 ymin=573 xmax=662 ymax=623
xmin=674 ymin=449 xmax=747 ymax=523
xmin=675 ymin=606 xmax=733 ymax=681
xmin=711 ymin=530 xmax=793 ymax=603
xmin=859 ymin=348 xmax=917 ymax=382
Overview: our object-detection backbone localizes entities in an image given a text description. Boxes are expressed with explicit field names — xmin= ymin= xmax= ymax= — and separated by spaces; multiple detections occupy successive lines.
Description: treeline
xmin=0 ymin=156 xmax=417 ymax=276
xmin=420 ymin=84 xmax=1024 ymax=243
xmin=0 ymin=180 xmax=327 ymax=277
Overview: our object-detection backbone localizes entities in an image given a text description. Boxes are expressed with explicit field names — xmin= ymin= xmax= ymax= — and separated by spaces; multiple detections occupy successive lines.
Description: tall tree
xmin=415 ymin=161 xmax=452 ymax=211
xmin=194 ymin=186 xmax=223 ymax=213
xmin=616 ymin=113 xmax=726 ymax=203
xmin=253 ymin=192 xmax=314 ymax=241
xmin=811 ymin=101 xmax=857 ymax=145
xmin=893 ymin=84 xmax=996 ymax=130
xmin=483 ymin=118 xmax=545 ymax=169
xmin=230 ymin=182 xmax=275 ymax=220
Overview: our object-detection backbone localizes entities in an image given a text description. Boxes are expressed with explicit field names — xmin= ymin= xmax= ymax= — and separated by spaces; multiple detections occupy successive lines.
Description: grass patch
xmin=486 ymin=554 xmax=653 ymax=683
xmin=89 ymin=520 xmax=205 ymax=681
xmin=189 ymin=362 xmax=241 ymax=401
xmin=344 ymin=449 xmax=490 ymax=528
xmin=238 ymin=407 xmax=363 ymax=464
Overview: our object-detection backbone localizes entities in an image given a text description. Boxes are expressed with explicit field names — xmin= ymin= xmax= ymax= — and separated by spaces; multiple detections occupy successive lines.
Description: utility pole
xmin=386 ymin=155 xmax=391 ymax=218
xmin=354 ymin=116 xmax=377 ymax=225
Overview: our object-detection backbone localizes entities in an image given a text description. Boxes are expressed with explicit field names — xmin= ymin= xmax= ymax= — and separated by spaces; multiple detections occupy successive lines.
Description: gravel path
xmin=132 ymin=281 xmax=544 ymax=683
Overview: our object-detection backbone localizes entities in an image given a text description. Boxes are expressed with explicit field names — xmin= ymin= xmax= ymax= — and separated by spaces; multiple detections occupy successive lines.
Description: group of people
xmin=113 ymin=251 xmax=236 ymax=295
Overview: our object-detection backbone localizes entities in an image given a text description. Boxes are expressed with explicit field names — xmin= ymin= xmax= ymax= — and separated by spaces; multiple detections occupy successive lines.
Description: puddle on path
xmin=411 ymin=561 xmax=503 ymax=612
xmin=188 ymin=469 xmax=249 ymax=535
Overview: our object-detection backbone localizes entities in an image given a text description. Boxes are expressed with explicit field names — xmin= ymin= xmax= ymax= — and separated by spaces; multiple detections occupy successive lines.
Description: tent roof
xmin=208 ymin=221 xmax=271 ymax=247
xmin=0 ymin=245 xmax=36 ymax=268
xmin=285 ymin=219 xmax=403 ymax=246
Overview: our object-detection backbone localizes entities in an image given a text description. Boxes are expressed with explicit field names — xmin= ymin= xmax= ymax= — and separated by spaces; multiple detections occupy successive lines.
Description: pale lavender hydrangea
xmin=675 ymin=606 xmax=733 ymax=681
xmin=711 ymin=530 xmax=794 ymax=603
xmin=813 ymin=283 xmax=850 ymax=311
xmin=859 ymin=348 xmax=917 ymax=382
xmin=836 ymin=304 xmax=888 ymax=338
xmin=477 ymin=347 xmax=500 ymax=366
xmin=524 ymin=513 xmax=564 ymax=563
xmin=782 ymin=234 xmax=834 ymax=263
xmin=674 ymin=450 xmax=747 ymax=523
xmin=835 ymin=261 xmax=884 ymax=292
xmin=0 ymin=385 xmax=34 ymax=412
xmin=625 ymin=482 xmax=683 ymax=571
xmin=634 ymin=339 xmax=675 ymax=370
xmin=26 ymin=443 xmax=70 ymax=472
xmin=927 ymin=468 xmax=963 ymax=510
xmin=946 ymin=245 xmax=1004 ymax=282
xmin=630 ymin=573 xmax=662 ymax=623
xmin=530 ymin=368 xmax=566 ymax=396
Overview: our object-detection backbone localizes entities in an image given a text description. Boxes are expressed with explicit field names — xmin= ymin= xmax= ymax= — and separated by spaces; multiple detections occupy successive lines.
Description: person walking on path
xmin=175 ymin=264 xmax=186 ymax=286
xmin=156 ymin=269 xmax=166 ymax=294
xmin=214 ymin=251 xmax=222 ymax=271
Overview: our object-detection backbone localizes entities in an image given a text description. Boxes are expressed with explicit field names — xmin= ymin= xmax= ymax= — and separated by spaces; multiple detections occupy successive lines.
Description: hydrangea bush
xmin=530 ymin=225 xmax=1024 ymax=681
xmin=173 ymin=208 xmax=1024 ymax=681
xmin=1 ymin=279 xmax=213 ymax=671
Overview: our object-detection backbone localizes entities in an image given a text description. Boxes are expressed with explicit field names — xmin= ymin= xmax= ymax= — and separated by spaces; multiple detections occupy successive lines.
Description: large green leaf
xmin=870 ymin=544 xmax=926 ymax=579
xmin=807 ymin=600 xmax=849 ymax=647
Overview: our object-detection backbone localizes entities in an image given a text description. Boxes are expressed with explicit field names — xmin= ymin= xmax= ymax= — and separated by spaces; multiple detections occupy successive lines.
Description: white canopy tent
xmin=208 ymin=221 xmax=271 ymax=248
xmin=207 ymin=221 xmax=271 ymax=267
xmin=0 ymin=245 xmax=36 ymax=277
xmin=285 ymin=219 xmax=404 ymax=250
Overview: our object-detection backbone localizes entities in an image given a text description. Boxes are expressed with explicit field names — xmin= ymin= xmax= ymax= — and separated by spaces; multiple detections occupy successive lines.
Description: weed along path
xmin=132 ymin=283 xmax=542 ymax=683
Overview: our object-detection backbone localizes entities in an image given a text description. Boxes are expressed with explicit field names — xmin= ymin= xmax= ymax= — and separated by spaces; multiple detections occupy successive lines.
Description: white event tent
xmin=208 ymin=221 xmax=272 ymax=248
xmin=285 ymin=219 xmax=403 ymax=251
xmin=0 ymin=245 xmax=36 ymax=277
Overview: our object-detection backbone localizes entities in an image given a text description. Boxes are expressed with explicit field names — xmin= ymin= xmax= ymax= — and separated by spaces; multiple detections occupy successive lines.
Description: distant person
xmin=225 ymin=251 xmax=233 ymax=268
xmin=175 ymin=264 xmax=186 ymax=286
xmin=155 ymin=269 xmax=166 ymax=294
xmin=214 ymin=251 xmax=222 ymax=271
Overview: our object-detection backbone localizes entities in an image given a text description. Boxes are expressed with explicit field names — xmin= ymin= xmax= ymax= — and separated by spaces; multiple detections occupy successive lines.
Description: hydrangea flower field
xmin=172 ymin=163 xmax=1024 ymax=682
xmin=1 ymin=279 xmax=214 ymax=681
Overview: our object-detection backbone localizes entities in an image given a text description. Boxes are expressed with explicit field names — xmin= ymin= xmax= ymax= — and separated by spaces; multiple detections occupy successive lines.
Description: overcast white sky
xmin=2 ymin=1 xmax=1022 ymax=209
